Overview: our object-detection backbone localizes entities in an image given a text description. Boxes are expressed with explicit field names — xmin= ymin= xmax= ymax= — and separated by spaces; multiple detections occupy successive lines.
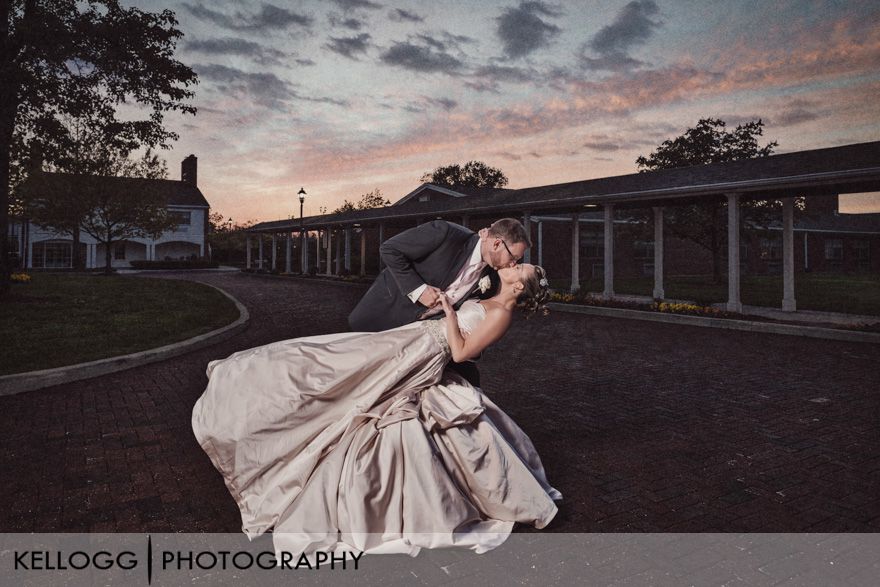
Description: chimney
xmin=181 ymin=154 xmax=197 ymax=186
xmin=804 ymin=194 xmax=839 ymax=218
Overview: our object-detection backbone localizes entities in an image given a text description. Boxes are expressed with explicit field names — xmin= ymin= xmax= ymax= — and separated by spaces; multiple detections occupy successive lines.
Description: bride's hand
xmin=438 ymin=292 xmax=454 ymax=317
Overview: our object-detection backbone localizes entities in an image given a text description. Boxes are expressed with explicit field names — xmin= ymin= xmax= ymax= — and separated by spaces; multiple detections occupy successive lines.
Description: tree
xmin=82 ymin=149 xmax=178 ymax=274
xmin=332 ymin=188 xmax=391 ymax=214
xmin=207 ymin=213 xmax=254 ymax=266
xmin=420 ymin=161 xmax=508 ymax=188
xmin=26 ymin=146 xmax=179 ymax=274
xmin=635 ymin=118 xmax=782 ymax=283
xmin=1 ymin=0 xmax=197 ymax=293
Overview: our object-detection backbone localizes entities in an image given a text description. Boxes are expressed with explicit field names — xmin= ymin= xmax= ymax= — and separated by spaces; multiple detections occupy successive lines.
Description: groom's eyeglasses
xmin=500 ymin=240 xmax=521 ymax=265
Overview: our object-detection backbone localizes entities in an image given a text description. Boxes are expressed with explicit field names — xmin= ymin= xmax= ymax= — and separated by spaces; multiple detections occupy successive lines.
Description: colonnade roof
xmin=249 ymin=140 xmax=880 ymax=233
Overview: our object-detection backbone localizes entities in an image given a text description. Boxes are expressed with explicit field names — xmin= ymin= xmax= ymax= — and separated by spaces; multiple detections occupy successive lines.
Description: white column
xmin=301 ymin=231 xmax=308 ymax=273
xmin=271 ymin=234 xmax=277 ymax=270
xmin=335 ymin=230 xmax=342 ymax=274
xmin=27 ymin=234 xmax=33 ymax=269
xmin=726 ymin=194 xmax=743 ymax=312
xmin=258 ymin=235 xmax=264 ymax=270
xmin=537 ymin=220 xmax=543 ymax=266
xmin=360 ymin=230 xmax=366 ymax=276
xmin=803 ymin=232 xmax=809 ymax=270
xmin=603 ymin=204 xmax=614 ymax=299
xmin=285 ymin=232 xmax=292 ymax=273
xmin=246 ymin=235 xmax=252 ymax=269
xmin=653 ymin=207 xmax=665 ymax=300
xmin=344 ymin=227 xmax=352 ymax=272
xmin=199 ymin=242 xmax=204 ymax=257
xmin=570 ymin=213 xmax=580 ymax=293
xmin=326 ymin=229 xmax=332 ymax=276
xmin=523 ymin=211 xmax=531 ymax=264
xmin=782 ymin=198 xmax=796 ymax=312
xmin=378 ymin=223 xmax=385 ymax=270
xmin=316 ymin=230 xmax=321 ymax=270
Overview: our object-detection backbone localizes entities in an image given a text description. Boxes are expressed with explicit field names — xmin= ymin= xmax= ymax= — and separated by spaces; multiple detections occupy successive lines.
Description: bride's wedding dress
xmin=192 ymin=300 xmax=561 ymax=556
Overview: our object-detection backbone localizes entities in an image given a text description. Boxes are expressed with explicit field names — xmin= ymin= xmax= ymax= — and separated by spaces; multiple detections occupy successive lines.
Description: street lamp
xmin=298 ymin=187 xmax=307 ymax=273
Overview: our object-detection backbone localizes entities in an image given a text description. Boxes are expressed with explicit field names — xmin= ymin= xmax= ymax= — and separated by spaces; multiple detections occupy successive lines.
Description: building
xmin=7 ymin=155 xmax=210 ymax=270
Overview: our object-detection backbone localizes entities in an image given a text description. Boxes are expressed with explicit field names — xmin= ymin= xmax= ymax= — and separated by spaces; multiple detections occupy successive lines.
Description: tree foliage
xmin=24 ymin=146 xmax=179 ymax=273
xmin=635 ymin=118 xmax=782 ymax=283
xmin=332 ymin=188 xmax=391 ymax=214
xmin=419 ymin=161 xmax=508 ymax=189
xmin=1 ymin=0 xmax=197 ymax=291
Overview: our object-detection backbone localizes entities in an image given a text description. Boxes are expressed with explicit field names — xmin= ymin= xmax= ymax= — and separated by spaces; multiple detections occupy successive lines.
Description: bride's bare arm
xmin=439 ymin=295 xmax=511 ymax=363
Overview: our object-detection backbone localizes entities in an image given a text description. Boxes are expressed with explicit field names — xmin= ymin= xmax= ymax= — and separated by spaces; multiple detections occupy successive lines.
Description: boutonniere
xmin=477 ymin=275 xmax=491 ymax=293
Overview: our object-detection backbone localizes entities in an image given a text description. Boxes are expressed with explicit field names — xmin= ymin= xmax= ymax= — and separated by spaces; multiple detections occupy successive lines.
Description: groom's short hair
xmin=488 ymin=218 xmax=531 ymax=248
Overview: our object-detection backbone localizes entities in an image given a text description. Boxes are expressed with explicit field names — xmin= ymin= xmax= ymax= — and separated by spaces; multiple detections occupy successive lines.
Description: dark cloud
xmin=331 ymin=0 xmax=382 ymax=10
xmin=295 ymin=58 xmax=317 ymax=66
xmin=464 ymin=79 xmax=501 ymax=94
xmin=194 ymin=63 xmax=348 ymax=109
xmin=578 ymin=51 xmax=646 ymax=72
xmin=324 ymin=33 xmax=372 ymax=60
xmin=185 ymin=37 xmax=288 ymax=66
xmin=590 ymin=0 xmax=660 ymax=53
xmin=424 ymin=96 xmax=458 ymax=111
xmin=581 ymin=0 xmax=660 ymax=71
xmin=474 ymin=64 xmax=535 ymax=83
xmin=328 ymin=13 xmax=366 ymax=30
xmin=496 ymin=1 xmax=563 ymax=59
xmin=183 ymin=2 xmax=313 ymax=31
xmin=388 ymin=8 xmax=424 ymax=23
xmin=583 ymin=139 xmax=621 ymax=151
xmin=768 ymin=98 xmax=821 ymax=127
xmin=194 ymin=63 xmax=294 ymax=109
xmin=380 ymin=41 xmax=465 ymax=74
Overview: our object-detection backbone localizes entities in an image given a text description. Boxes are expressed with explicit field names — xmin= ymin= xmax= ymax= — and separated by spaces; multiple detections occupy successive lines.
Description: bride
xmin=192 ymin=263 xmax=561 ymax=557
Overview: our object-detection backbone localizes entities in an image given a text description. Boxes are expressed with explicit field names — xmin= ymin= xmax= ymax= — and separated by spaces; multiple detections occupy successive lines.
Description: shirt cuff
xmin=408 ymin=283 xmax=428 ymax=303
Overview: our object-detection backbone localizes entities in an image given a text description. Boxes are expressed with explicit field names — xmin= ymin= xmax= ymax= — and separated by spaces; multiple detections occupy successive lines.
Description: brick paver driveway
xmin=2 ymin=272 xmax=878 ymax=532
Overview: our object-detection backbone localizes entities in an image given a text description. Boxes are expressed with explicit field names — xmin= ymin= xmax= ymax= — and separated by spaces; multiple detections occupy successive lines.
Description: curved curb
xmin=0 ymin=283 xmax=250 ymax=397
xmin=239 ymin=270 xmax=371 ymax=289
xmin=548 ymin=303 xmax=880 ymax=345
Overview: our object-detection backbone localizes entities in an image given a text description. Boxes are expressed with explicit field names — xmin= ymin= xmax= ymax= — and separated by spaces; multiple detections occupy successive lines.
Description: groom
xmin=348 ymin=218 xmax=530 ymax=386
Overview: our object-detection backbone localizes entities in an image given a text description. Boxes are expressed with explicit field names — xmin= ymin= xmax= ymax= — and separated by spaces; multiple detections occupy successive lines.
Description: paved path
xmin=1 ymin=272 xmax=878 ymax=533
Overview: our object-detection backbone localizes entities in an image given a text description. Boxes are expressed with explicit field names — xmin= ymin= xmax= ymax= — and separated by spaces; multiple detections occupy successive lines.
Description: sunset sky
xmin=133 ymin=0 xmax=880 ymax=222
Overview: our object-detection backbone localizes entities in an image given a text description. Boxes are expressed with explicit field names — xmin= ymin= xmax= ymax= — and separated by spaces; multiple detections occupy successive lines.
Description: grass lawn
xmin=1 ymin=274 xmax=240 ymax=376
xmin=550 ymin=272 xmax=880 ymax=316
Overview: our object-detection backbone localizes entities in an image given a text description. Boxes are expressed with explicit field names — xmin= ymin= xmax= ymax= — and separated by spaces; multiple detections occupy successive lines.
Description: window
xmin=170 ymin=211 xmax=191 ymax=231
xmin=853 ymin=240 xmax=870 ymax=271
xmin=581 ymin=232 xmax=603 ymax=258
xmin=418 ymin=195 xmax=429 ymax=202
xmin=641 ymin=263 xmax=655 ymax=277
xmin=759 ymin=237 xmax=782 ymax=260
xmin=825 ymin=238 xmax=843 ymax=270
xmin=114 ymin=242 xmax=126 ymax=260
xmin=33 ymin=241 xmax=72 ymax=268
xmin=633 ymin=240 xmax=653 ymax=260
xmin=169 ymin=211 xmax=192 ymax=226
xmin=591 ymin=263 xmax=604 ymax=279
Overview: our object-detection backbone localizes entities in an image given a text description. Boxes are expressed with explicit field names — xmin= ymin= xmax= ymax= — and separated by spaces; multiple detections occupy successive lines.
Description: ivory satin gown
xmin=192 ymin=300 xmax=561 ymax=556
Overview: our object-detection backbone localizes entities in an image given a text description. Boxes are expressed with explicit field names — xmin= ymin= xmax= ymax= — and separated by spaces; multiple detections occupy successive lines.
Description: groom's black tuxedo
xmin=349 ymin=220 xmax=487 ymax=387
xmin=348 ymin=220 xmax=485 ymax=332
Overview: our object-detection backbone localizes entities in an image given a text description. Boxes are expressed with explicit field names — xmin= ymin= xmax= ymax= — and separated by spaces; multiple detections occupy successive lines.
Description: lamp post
xmin=298 ymin=187 xmax=307 ymax=273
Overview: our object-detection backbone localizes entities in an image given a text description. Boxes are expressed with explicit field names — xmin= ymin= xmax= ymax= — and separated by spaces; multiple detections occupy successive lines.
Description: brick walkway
xmin=1 ymin=272 xmax=878 ymax=533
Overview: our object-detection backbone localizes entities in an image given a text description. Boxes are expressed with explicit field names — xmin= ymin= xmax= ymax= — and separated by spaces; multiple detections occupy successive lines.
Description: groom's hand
xmin=418 ymin=286 xmax=443 ymax=309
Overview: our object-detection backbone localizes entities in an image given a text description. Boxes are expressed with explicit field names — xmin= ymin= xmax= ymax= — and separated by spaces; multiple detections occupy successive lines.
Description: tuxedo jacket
xmin=348 ymin=220 xmax=486 ymax=332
